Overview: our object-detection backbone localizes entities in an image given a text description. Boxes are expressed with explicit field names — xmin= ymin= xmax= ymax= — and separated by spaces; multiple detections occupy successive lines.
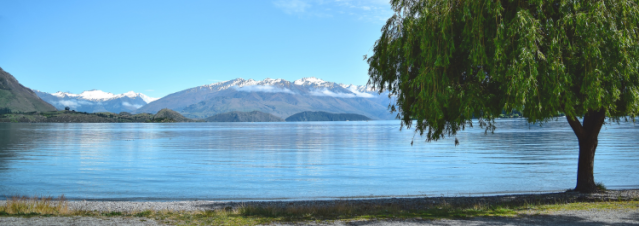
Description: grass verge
xmin=0 ymin=195 xmax=69 ymax=216
xmin=1 ymin=196 xmax=638 ymax=226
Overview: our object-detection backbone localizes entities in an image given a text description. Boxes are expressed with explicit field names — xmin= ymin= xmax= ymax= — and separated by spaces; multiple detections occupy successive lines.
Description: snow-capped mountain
xmin=50 ymin=90 xmax=158 ymax=102
xmin=135 ymin=77 xmax=394 ymax=119
xmin=181 ymin=77 xmax=376 ymax=97
xmin=34 ymin=90 xmax=159 ymax=113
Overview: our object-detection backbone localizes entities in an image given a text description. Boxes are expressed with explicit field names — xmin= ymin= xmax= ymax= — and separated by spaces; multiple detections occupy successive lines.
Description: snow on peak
xmin=342 ymin=85 xmax=374 ymax=98
xmin=121 ymin=91 xmax=138 ymax=98
xmin=205 ymin=78 xmax=247 ymax=90
xmin=139 ymin=93 xmax=159 ymax=103
xmin=198 ymin=77 xmax=377 ymax=97
xmin=79 ymin=90 xmax=116 ymax=100
xmin=261 ymin=78 xmax=286 ymax=85
xmin=204 ymin=78 xmax=291 ymax=91
xmin=48 ymin=90 xmax=158 ymax=103
xmin=114 ymin=91 xmax=158 ymax=103
xmin=339 ymin=83 xmax=376 ymax=92
xmin=208 ymin=77 xmax=334 ymax=89
xmin=240 ymin=79 xmax=259 ymax=87
xmin=52 ymin=91 xmax=77 ymax=98
xmin=294 ymin=77 xmax=327 ymax=86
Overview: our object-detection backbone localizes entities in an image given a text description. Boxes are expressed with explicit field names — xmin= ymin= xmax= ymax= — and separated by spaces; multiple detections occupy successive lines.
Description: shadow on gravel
xmin=193 ymin=202 xmax=232 ymax=210
xmin=195 ymin=190 xmax=639 ymax=211
xmin=344 ymin=214 xmax=638 ymax=226
xmin=624 ymin=212 xmax=639 ymax=221
xmin=191 ymin=191 xmax=639 ymax=225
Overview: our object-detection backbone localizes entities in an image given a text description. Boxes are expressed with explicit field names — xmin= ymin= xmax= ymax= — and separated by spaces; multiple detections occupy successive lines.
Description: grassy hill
xmin=151 ymin=108 xmax=200 ymax=122
xmin=0 ymin=67 xmax=56 ymax=112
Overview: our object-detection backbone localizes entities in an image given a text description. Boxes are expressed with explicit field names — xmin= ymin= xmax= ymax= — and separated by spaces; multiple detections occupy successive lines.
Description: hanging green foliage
xmin=368 ymin=0 xmax=639 ymax=192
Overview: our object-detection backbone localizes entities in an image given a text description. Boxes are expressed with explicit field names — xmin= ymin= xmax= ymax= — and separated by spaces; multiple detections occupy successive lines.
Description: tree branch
xmin=583 ymin=109 xmax=606 ymax=138
xmin=566 ymin=116 xmax=584 ymax=139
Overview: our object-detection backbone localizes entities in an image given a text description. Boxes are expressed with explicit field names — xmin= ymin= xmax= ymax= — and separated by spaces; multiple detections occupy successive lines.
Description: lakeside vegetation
xmin=2 ymin=193 xmax=638 ymax=226
xmin=285 ymin=111 xmax=371 ymax=122
xmin=0 ymin=109 xmax=377 ymax=123
xmin=205 ymin=111 xmax=285 ymax=122
xmin=0 ymin=108 xmax=201 ymax=123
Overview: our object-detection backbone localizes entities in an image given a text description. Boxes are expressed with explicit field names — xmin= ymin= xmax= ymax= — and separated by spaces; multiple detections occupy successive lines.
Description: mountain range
xmin=135 ymin=77 xmax=395 ymax=120
xmin=3 ymin=66 xmax=395 ymax=120
xmin=34 ymin=90 xmax=158 ymax=113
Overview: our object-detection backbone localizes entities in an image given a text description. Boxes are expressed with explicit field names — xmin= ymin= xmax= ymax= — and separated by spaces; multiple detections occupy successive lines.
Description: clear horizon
xmin=0 ymin=0 xmax=392 ymax=98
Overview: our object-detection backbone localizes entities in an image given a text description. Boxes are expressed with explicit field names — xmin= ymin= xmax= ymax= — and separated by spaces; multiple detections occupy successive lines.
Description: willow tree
xmin=367 ymin=0 xmax=639 ymax=193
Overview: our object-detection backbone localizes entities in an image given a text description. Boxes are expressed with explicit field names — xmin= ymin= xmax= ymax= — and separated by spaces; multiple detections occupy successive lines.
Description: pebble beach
xmin=1 ymin=189 xmax=634 ymax=213
xmin=1 ymin=190 xmax=638 ymax=225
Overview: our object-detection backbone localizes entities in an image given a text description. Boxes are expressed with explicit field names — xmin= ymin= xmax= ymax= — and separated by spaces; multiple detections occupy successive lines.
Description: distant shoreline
xmin=0 ymin=110 xmax=194 ymax=123
xmin=0 ymin=110 xmax=377 ymax=123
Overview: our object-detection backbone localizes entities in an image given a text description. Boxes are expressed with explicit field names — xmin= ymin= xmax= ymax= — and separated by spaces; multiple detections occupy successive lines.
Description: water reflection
xmin=0 ymin=120 xmax=637 ymax=201
xmin=0 ymin=124 xmax=34 ymax=171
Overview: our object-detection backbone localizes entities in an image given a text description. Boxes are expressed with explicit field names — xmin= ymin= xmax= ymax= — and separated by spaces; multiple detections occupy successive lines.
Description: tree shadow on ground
xmin=193 ymin=192 xmax=639 ymax=225
xmin=204 ymin=196 xmax=639 ymax=226
xmin=344 ymin=213 xmax=639 ymax=226
xmin=624 ymin=212 xmax=639 ymax=222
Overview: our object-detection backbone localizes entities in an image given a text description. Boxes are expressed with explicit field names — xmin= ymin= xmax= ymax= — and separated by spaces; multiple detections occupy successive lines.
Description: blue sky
xmin=0 ymin=0 xmax=392 ymax=98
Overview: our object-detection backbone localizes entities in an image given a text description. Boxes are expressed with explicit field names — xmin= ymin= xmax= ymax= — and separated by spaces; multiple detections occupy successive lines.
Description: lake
xmin=0 ymin=119 xmax=638 ymax=201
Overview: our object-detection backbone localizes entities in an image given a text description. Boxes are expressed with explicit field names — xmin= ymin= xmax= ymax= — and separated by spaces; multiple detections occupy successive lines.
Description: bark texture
xmin=566 ymin=109 xmax=606 ymax=193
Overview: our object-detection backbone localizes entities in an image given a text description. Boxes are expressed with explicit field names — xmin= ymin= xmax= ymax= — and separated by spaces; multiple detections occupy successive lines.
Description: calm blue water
xmin=0 ymin=119 xmax=637 ymax=201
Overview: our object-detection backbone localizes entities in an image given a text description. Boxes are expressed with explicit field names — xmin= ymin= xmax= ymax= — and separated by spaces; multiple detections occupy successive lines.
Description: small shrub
xmin=134 ymin=210 xmax=152 ymax=217
xmin=596 ymin=182 xmax=607 ymax=191
xmin=103 ymin=211 xmax=123 ymax=216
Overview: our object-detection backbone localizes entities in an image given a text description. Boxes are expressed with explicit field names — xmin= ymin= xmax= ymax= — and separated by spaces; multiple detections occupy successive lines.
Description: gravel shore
xmin=2 ymin=209 xmax=638 ymax=225
xmin=18 ymin=189 xmax=635 ymax=213
xmin=278 ymin=209 xmax=639 ymax=225
xmin=0 ymin=216 xmax=164 ymax=226
xmin=1 ymin=190 xmax=637 ymax=226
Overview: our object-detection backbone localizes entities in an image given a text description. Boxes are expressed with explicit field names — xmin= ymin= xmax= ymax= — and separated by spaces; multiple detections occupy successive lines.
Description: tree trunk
xmin=565 ymin=109 xmax=606 ymax=193
xmin=575 ymin=137 xmax=598 ymax=192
